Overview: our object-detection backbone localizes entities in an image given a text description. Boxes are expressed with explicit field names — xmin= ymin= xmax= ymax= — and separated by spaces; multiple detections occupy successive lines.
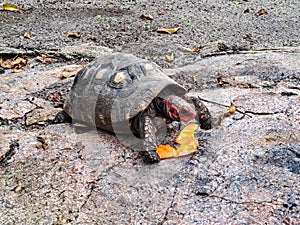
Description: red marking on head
xmin=167 ymin=103 xmax=180 ymax=121
xmin=164 ymin=96 xmax=197 ymax=122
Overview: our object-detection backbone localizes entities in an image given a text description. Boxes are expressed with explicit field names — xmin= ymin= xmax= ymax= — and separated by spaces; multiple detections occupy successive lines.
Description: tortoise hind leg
xmin=140 ymin=115 xmax=160 ymax=163
xmin=53 ymin=111 xmax=72 ymax=124
xmin=53 ymin=111 xmax=94 ymax=134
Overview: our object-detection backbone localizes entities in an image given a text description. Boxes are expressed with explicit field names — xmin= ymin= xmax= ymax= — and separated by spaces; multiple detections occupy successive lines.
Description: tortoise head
xmin=164 ymin=95 xmax=197 ymax=122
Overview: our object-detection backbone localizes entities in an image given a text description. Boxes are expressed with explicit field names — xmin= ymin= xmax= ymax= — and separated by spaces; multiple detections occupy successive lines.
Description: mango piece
xmin=176 ymin=143 xmax=198 ymax=157
xmin=156 ymin=123 xmax=200 ymax=159
xmin=156 ymin=144 xmax=176 ymax=159
xmin=175 ymin=123 xmax=199 ymax=144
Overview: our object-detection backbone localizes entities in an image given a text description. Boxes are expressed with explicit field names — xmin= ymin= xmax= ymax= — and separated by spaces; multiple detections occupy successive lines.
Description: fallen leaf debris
xmin=66 ymin=31 xmax=81 ymax=38
xmin=0 ymin=55 xmax=28 ymax=72
xmin=183 ymin=46 xmax=202 ymax=52
xmin=24 ymin=32 xmax=32 ymax=39
xmin=165 ymin=53 xmax=174 ymax=62
xmin=156 ymin=123 xmax=199 ymax=159
xmin=2 ymin=3 xmax=23 ymax=13
xmin=139 ymin=14 xmax=153 ymax=20
xmin=61 ymin=64 xmax=85 ymax=78
xmin=156 ymin=27 xmax=180 ymax=34
xmin=256 ymin=9 xmax=268 ymax=16
xmin=36 ymin=55 xmax=53 ymax=64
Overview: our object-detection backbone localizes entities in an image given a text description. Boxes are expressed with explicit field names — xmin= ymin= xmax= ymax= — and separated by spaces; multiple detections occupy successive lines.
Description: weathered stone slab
xmin=0 ymin=50 xmax=299 ymax=224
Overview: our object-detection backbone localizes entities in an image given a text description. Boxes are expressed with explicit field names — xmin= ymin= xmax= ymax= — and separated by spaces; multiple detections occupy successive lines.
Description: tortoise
xmin=54 ymin=53 xmax=212 ymax=163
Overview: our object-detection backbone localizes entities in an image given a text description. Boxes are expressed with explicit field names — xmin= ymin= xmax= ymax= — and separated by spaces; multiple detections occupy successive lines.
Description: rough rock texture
xmin=1 ymin=0 xmax=300 ymax=67
xmin=1 ymin=50 xmax=299 ymax=224
xmin=0 ymin=0 xmax=300 ymax=224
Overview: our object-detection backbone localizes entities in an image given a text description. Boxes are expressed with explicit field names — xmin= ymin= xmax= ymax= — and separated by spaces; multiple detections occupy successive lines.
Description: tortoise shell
xmin=64 ymin=53 xmax=186 ymax=133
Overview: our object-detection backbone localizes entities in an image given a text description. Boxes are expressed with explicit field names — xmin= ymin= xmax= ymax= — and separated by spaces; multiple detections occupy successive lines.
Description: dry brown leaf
xmin=17 ymin=56 xmax=28 ymax=67
xmin=1 ymin=59 xmax=13 ymax=69
xmin=61 ymin=64 xmax=85 ymax=78
xmin=217 ymin=77 xmax=230 ymax=85
xmin=232 ymin=1 xmax=242 ymax=4
xmin=156 ymin=27 xmax=180 ymax=34
xmin=226 ymin=102 xmax=236 ymax=116
xmin=13 ymin=68 xmax=25 ymax=73
xmin=166 ymin=53 xmax=174 ymax=62
xmin=217 ymin=77 xmax=225 ymax=85
xmin=66 ymin=32 xmax=81 ymax=38
xmin=1 ymin=56 xmax=28 ymax=69
xmin=215 ymin=102 xmax=237 ymax=126
xmin=244 ymin=8 xmax=250 ymax=13
xmin=183 ymin=46 xmax=202 ymax=52
xmin=24 ymin=32 xmax=32 ymax=39
xmin=256 ymin=9 xmax=268 ymax=16
xmin=3 ymin=3 xmax=22 ymax=13
xmin=139 ymin=14 xmax=154 ymax=20
xmin=36 ymin=55 xmax=53 ymax=64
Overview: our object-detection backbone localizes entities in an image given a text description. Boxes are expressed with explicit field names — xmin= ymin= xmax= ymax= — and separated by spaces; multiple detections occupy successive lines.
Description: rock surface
xmin=0 ymin=0 xmax=300 ymax=224
xmin=0 ymin=50 xmax=299 ymax=224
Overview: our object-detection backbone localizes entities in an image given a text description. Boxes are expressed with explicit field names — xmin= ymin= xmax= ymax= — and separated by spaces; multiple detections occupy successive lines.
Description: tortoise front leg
xmin=140 ymin=115 xmax=161 ymax=163
xmin=184 ymin=95 xmax=213 ymax=130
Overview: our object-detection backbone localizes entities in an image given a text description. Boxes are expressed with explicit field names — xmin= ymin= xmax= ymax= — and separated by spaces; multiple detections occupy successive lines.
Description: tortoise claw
xmin=141 ymin=151 xmax=160 ymax=163
xmin=53 ymin=111 xmax=72 ymax=124
xmin=184 ymin=95 xmax=213 ymax=130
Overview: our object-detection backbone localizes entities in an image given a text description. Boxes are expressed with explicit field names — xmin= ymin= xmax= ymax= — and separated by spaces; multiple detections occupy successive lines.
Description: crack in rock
xmin=0 ymin=140 xmax=19 ymax=166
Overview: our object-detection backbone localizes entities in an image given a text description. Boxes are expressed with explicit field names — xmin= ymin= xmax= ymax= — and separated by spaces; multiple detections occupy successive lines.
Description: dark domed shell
xmin=64 ymin=53 xmax=186 ymax=133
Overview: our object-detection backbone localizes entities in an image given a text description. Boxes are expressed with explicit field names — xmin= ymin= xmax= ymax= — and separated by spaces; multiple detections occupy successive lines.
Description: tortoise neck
xmin=152 ymin=96 xmax=169 ymax=118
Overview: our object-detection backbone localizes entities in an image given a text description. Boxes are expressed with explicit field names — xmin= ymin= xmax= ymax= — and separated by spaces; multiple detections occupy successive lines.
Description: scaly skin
xmin=132 ymin=95 xmax=212 ymax=163
xmin=54 ymin=95 xmax=212 ymax=163
xmin=140 ymin=115 xmax=161 ymax=163
xmin=183 ymin=95 xmax=212 ymax=130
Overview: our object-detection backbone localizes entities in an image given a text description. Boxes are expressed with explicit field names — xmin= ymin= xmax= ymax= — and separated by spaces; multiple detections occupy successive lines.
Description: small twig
xmin=198 ymin=96 xmax=282 ymax=116
xmin=200 ymin=46 xmax=300 ymax=58
xmin=237 ymin=46 xmax=300 ymax=54
xmin=198 ymin=96 xmax=251 ymax=117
